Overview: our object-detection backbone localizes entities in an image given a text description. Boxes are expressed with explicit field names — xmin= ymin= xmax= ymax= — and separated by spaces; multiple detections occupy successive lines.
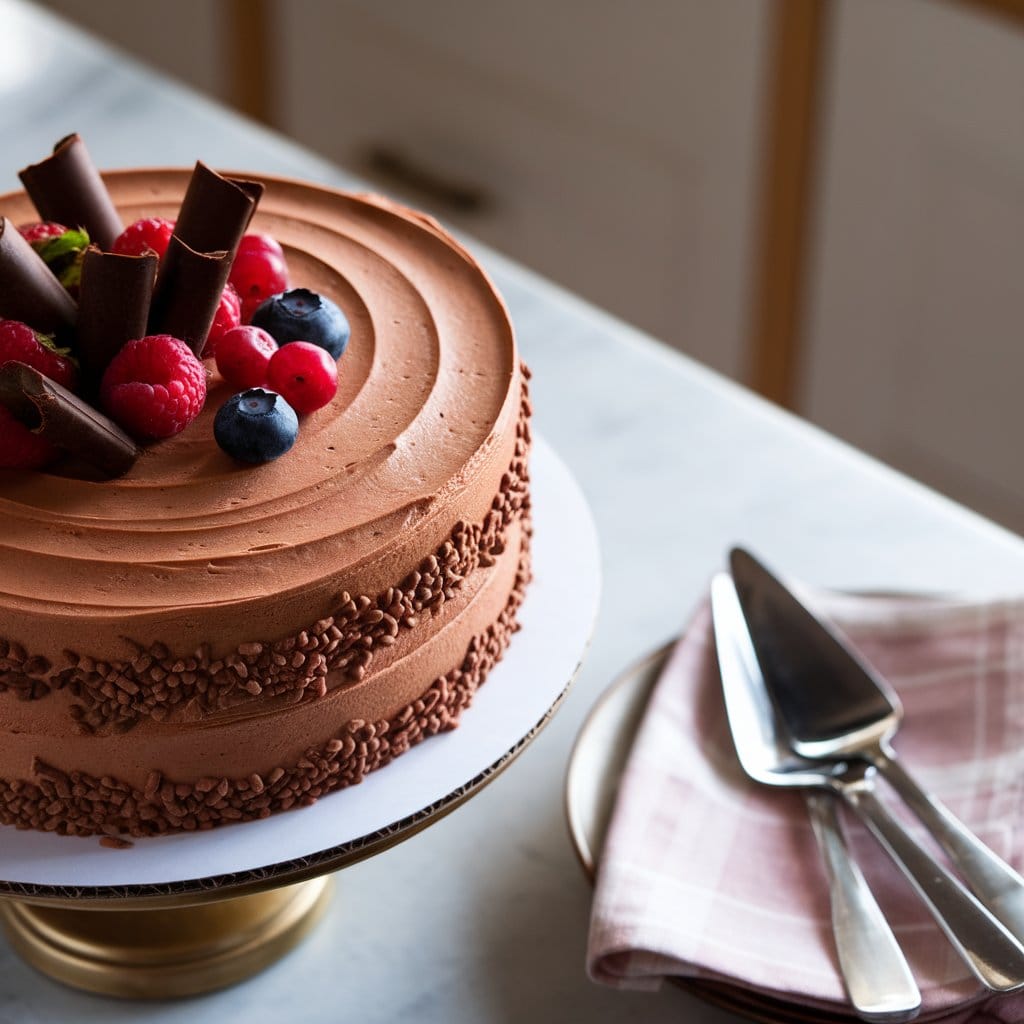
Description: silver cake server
xmin=711 ymin=573 xmax=920 ymax=1020
xmin=715 ymin=568 xmax=1024 ymax=993
xmin=729 ymin=547 xmax=1024 ymax=945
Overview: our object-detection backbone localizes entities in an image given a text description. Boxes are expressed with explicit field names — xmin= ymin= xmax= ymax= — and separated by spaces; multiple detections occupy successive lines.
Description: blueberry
xmin=251 ymin=288 xmax=350 ymax=359
xmin=214 ymin=388 xmax=299 ymax=464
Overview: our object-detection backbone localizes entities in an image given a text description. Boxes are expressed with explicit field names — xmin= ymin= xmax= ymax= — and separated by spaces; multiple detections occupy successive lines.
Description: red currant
xmin=203 ymin=285 xmax=242 ymax=358
xmin=230 ymin=234 xmax=289 ymax=323
xmin=266 ymin=342 xmax=337 ymax=415
xmin=111 ymin=217 xmax=175 ymax=259
xmin=215 ymin=326 xmax=279 ymax=389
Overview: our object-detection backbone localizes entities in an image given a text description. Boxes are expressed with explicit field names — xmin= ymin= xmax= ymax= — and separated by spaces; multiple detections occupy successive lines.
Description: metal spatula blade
xmin=729 ymin=546 xmax=1024 ymax=944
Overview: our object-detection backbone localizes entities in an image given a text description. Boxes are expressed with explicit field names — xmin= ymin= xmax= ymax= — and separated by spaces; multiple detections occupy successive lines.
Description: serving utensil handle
xmin=873 ymin=743 xmax=1024 ymax=943
xmin=804 ymin=792 xmax=920 ymax=1021
xmin=837 ymin=765 xmax=1024 ymax=993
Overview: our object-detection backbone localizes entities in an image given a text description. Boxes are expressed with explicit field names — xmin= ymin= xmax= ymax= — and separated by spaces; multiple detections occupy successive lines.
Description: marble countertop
xmin=2 ymin=2 xmax=1023 ymax=1021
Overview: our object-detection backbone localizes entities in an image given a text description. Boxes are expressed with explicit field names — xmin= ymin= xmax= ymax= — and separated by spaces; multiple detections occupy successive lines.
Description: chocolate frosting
xmin=18 ymin=134 xmax=123 ymax=250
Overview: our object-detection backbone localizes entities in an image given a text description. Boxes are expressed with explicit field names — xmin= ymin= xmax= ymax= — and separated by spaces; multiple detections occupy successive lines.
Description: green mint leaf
xmin=37 ymin=228 xmax=90 ymax=265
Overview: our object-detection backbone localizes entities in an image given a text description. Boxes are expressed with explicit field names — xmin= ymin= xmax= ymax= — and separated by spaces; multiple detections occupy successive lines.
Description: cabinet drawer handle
xmin=363 ymin=145 xmax=492 ymax=215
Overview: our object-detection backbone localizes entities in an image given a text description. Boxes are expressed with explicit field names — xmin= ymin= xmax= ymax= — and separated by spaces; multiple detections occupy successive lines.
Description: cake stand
xmin=0 ymin=436 xmax=600 ymax=999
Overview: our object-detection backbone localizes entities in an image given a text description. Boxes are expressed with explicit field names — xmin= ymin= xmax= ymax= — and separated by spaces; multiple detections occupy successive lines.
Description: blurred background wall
xmin=27 ymin=0 xmax=1024 ymax=534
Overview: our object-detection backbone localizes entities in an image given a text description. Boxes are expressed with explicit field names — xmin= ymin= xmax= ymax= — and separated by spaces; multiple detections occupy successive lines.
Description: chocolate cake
xmin=0 ymin=167 xmax=531 ymax=838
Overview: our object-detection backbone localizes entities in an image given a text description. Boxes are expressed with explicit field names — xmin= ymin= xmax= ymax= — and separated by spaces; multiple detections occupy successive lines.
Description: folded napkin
xmin=587 ymin=589 xmax=1024 ymax=1023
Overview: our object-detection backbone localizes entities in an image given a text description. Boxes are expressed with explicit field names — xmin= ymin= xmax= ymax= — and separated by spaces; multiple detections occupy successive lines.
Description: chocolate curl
xmin=18 ymin=134 xmax=123 ymax=251
xmin=77 ymin=246 xmax=157 ymax=381
xmin=148 ymin=237 xmax=229 ymax=354
xmin=0 ymin=217 xmax=77 ymax=335
xmin=0 ymin=362 xmax=139 ymax=478
xmin=174 ymin=161 xmax=263 ymax=255
xmin=147 ymin=163 xmax=263 ymax=355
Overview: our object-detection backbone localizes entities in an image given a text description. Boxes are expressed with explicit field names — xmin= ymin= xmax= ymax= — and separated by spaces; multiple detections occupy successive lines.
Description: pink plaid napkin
xmin=587 ymin=590 xmax=1024 ymax=1023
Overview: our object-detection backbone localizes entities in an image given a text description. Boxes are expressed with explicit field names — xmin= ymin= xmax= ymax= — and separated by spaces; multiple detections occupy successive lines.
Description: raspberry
xmin=0 ymin=319 xmax=77 ymax=390
xmin=266 ymin=341 xmax=338 ymax=414
xmin=202 ymin=285 xmax=243 ymax=358
xmin=18 ymin=221 xmax=68 ymax=247
xmin=111 ymin=217 xmax=175 ymax=260
xmin=0 ymin=406 xmax=57 ymax=469
xmin=230 ymin=234 xmax=289 ymax=323
xmin=215 ymin=326 xmax=278 ymax=389
xmin=100 ymin=335 xmax=207 ymax=441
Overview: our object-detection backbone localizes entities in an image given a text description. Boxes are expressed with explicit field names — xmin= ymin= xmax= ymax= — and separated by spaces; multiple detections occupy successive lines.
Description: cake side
xmin=0 ymin=531 xmax=531 ymax=837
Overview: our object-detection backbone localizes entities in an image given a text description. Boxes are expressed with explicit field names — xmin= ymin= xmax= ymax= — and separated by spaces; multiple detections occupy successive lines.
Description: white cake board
xmin=0 ymin=435 xmax=599 ymax=900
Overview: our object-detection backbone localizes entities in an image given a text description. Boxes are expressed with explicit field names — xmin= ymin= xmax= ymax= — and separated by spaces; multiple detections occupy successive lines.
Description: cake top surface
xmin=0 ymin=169 xmax=519 ymax=620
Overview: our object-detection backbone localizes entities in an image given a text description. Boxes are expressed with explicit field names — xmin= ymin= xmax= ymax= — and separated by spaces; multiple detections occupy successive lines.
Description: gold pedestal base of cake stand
xmin=0 ymin=875 xmax=333 ymax=999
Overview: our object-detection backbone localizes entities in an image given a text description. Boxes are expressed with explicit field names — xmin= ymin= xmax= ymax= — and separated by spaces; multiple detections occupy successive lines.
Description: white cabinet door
xmin=801 ymin=0 xmax=1024 ymax=530
xmin=274 ymin=0 xmax=770 ymax=378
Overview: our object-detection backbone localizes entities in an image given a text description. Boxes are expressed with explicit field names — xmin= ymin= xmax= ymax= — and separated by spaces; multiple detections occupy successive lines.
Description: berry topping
xmin=214 ymin=388 xmax=299 ymax=464
xmin=111 ymin=217 xmax=175 ymax=260
xmin=100 ymin=335 xmax=207 ymax=441
xmin=229 ymin=234 xmax=289 ymax=323
xmin=252 ymin=288 xmax=350 ymax=359
xmin=0 ymin=319 xmax=78 ymax=390
xmin=0 ymin=319 xmax=79 ymax=470
xmin=18 ymin=221 xmax=68 ymax=247
xmin=215 ymin=325 xmax=278 ymax=389
xmin=0 ymin=406 xmax=57 ymax=469
xmin=202 ymin=284 xmax=243 ymax=358
xmin=266 ymin=341 xmax=338 ymax=414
